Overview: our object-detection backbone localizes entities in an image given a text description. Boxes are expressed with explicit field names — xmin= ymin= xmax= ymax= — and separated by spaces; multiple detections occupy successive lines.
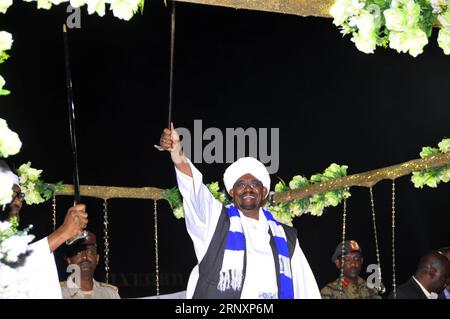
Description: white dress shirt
xmin=412 ymin=276 xmax=438 ymax=299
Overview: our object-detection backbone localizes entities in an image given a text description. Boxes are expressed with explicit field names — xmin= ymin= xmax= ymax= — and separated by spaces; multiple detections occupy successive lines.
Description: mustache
xmin=240 ymin=191 xmax=257 ymax=197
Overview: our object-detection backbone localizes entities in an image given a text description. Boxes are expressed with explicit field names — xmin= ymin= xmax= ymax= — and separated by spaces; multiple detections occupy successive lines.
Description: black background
xmin=1 ymin=0 xmax=449 ymax=299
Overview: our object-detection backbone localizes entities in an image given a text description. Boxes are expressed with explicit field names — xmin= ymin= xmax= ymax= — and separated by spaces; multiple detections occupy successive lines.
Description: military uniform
xmin=321 ymin=240 xmax=382 ymax=299
xmin=60 ymin=279 xmax=120 ymax=299
xmin=321 ymin=277 xmax=381 ymax=299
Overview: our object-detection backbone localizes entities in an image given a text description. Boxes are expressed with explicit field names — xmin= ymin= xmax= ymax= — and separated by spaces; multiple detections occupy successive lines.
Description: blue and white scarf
xmin=217 ymin=205 xmax=294 ymax=299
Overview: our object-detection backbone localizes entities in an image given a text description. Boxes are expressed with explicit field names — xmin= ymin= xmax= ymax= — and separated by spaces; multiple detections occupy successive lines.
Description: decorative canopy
xmin=175 ymin=0 xmax=333 ymax=17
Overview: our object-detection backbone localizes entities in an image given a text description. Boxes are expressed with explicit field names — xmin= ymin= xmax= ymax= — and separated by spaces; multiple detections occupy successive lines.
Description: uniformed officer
xmin=60 ymin=231 xmax=120 ymax=299
xmin=321 ymin=240 xmax=381 ymax=299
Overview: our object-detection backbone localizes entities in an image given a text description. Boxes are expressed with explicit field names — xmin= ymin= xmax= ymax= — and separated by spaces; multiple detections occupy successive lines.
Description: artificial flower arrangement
xmin=330 ymin=0 xmax=450 ymax=56
xmin=0 ymin=217 xmax=35 ymax=298
xmin=411 ymin=138 xmax=450 ymax=188
xmin=166 ymin=137 xmax=450 ymax=225
xmin=0 ymin=117 xmax=63 ymax=298
xmin=0 ymin=30 xmax=13 ymax=96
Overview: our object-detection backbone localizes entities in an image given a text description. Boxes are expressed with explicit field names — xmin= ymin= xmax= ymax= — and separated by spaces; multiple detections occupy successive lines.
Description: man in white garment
xmin=0 ymin=160 xmax=88 ymax=298
xmin=157 ymin=124 xmax=321 ymax=299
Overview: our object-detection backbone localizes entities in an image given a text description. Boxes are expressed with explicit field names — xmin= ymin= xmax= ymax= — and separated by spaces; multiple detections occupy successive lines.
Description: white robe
xmin=0 ymin=238 xmax=62 ymax=299
xmin=176 ymin=159 xmax=321 ymax=299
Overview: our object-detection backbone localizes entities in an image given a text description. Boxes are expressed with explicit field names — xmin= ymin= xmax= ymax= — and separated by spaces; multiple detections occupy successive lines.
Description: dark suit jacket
xmin=388 ymin=277 xmax=427 ymax=299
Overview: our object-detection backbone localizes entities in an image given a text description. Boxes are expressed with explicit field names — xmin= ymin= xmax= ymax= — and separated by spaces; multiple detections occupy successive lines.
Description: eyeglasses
xmin=233 ymin=180 xmax=263 ymax=190
xmin=13 ymin=191 xmax=25 ymax=202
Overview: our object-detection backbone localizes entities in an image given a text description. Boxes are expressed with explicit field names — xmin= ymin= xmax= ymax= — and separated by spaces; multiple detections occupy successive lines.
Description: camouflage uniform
xmin=321 ymin=277 xmax=381 ymax=299
xmin=60 ymin=279 xmax=120 ymax=299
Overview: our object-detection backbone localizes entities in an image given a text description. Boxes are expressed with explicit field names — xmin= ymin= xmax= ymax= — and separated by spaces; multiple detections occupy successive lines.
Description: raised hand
xmin=47 ymin=204 xmax=88 ymax=252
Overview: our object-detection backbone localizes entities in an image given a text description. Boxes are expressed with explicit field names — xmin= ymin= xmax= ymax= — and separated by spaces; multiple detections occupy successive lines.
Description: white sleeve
xmin=291 ymin=240 xmax=321 ymax=299
xmin=19 ymin=237 xmax=62 ymax=299
xmin=175 ymin=158 xmax=224 ymax=262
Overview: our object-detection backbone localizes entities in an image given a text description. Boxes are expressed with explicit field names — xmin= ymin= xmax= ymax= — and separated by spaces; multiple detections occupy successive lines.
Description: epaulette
xmin=98 ymin=282 xmax=119 ymax=293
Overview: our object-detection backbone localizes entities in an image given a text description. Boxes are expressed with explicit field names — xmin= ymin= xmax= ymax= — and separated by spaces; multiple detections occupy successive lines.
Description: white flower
xmin=389 ymin=28 xmax=428 ymax=57
xmin=438 ymin=138 xmax=450 ymax=152
xmin=289 ymin=202 xmax=304 ymax=217
xmin=438 ymin=13 xmax=450 ymax=54
xmin=0 ymin=0 xmax=12 ymax=14
xmin=0 ymin=264 xmax=31 ymax=299
xmin=110 ymin=0 xmax=140 ymax=21
xmin=0 ymin=118 xmax=22 ymax=158
xmin=0 ymin=74 xmax=6 ymax=88
xmin=352 ymin=10 xmax=376 ymax=37
xmin=390 ymin=0 xmax=400 ymax=8
xmin=438 ymin=8 xmax=450 ymax=28
xmin=173 ymin=206 xmax=185 ymax=219
xmin=330 ymin=0 xmax=365 ymax=26
xmin=86 ymin=0 xmax=108 ymax=16
xmin=16 ymin=162 xmax=46 ymax=205
xmin=351 ymin=32 xmax=377 ymax=53
xmin=22 ymin=0 xmax=55 ymax=9
xmin=17 ymin=162 xmax=42 ymax=182
xmin=0 ymin=31 xmax=12 ymax=52
xmin=0 ymin=177 xmax=13 ymax=207
xmin=23 ymin=189 xmax=44 ymax=205
xmin=0 ymin=75 xmax=9 ymax=96
xmin=0 ymin=220 xmax=12 ymax=232
xmin=0 ymin=236 xmax=32 ymax=263
xmin=384 ymin=8 xmax=408 ymax=32
xmin=441 ymin=167 xmax=450 ymax=183
xmin=428 ymin=0 xmax=447 ymax=14
xmin=69 ymin=0 xmax=86 ymax=8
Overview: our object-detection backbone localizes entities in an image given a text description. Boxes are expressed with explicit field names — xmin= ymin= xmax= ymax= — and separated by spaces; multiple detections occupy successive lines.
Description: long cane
xmin=155 ymin=1 xmax=176 ymax=151
xmin=63 ymin=24 xmax=88 ymax=245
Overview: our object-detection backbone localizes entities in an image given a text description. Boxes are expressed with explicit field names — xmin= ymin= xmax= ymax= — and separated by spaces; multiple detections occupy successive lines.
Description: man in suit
xmin=437 ymin=247 xmax=450 ymax=299
xmin=389 ymin=250 xmax=450 ymax=299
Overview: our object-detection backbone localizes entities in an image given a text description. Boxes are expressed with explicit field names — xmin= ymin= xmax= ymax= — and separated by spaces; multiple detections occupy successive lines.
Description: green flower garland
xmin=16 ymin=162 xmax=64 ymax=205
xmin=165 ymin=163 xmax=350 ymax=226
xmin=411 ymin=138 xmax=450 ymax=188
xmin=330 ymin=0 xmax=450 ymax=56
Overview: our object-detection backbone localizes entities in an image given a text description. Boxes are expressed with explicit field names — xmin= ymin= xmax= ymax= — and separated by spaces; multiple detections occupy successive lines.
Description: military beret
xmin=64 ymin=231 xmax=97 ymax=258
xmin=331 ymin=240 xmax=362 ymax=262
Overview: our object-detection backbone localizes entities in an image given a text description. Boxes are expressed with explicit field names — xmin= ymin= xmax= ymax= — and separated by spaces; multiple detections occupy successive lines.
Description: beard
xmin=238 ymin=192 xmax=261 ymax=211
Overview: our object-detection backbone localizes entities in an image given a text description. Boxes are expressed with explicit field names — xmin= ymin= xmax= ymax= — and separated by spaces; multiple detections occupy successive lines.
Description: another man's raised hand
xmin=47 ymin=204 xmax=88 ymax=252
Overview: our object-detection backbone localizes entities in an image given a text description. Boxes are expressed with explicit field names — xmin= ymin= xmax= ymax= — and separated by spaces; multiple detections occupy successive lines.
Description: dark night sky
xmin=1 ymin=0 xmax=449 ymax=298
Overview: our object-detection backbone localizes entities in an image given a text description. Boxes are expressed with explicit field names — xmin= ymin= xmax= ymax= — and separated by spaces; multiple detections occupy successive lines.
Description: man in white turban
xmin=0 ymin=160 xmax=88 ymax=298
xmin=157 ymin=124 xmax=320 ymax=299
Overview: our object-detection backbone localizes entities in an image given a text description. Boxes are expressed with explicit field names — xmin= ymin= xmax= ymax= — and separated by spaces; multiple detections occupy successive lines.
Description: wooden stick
xmin=55 ymin=185 xmax=166 ymax=201
xmin=174 ymin=0 xmax=333 ymax=17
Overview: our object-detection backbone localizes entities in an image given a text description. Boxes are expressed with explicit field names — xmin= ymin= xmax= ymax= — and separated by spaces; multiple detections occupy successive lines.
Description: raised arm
xmin=47 ymin=204 xmax=88 ymax=253
xmin=156 ymin=123 xmax=223 ymax=261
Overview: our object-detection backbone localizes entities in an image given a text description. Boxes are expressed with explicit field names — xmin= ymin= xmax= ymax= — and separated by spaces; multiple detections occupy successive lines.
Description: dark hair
xmin=415 ymin=250 xmax=449 ymax=276
xmin=64 ymin=243 xmax=97 ymax=259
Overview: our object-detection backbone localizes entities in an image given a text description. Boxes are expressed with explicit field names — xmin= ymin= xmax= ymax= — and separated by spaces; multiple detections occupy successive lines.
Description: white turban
xmin=223 ymin=157 xmax=270 ymax=198
xmin=0 ymin=160 xmax=19 ymax=187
